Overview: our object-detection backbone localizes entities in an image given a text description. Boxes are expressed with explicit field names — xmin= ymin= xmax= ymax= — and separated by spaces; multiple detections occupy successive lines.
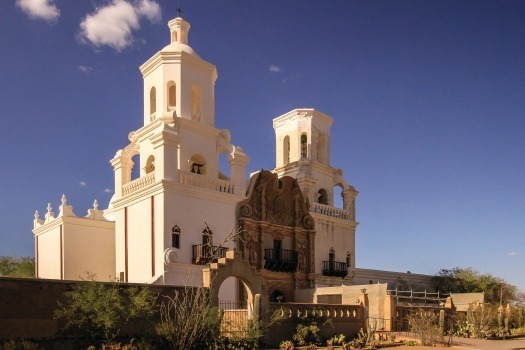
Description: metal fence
xmin=219 ymin=300 xmax=249 ymax=338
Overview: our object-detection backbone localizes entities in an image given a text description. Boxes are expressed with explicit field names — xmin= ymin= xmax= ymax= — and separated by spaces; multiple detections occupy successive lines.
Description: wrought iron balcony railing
xmin=322 ymin=260 xmax=348 ymax=278
xmin=192 ymin=244 xmax=228 ymax=265
xmin=264 ymin=249 xmax=298 ymax=273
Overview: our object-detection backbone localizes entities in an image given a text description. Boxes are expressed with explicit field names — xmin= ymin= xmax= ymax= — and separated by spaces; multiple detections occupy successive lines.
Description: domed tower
xmin=109 ymin=15 xmax=250 ymax=285
xmin=140 ymin=17 xmax=217 ymax=127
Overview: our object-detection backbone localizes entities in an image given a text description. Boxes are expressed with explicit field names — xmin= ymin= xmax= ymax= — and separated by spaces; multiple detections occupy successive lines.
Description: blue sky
xmin=1 ymin=0 xmax=524 ymax=290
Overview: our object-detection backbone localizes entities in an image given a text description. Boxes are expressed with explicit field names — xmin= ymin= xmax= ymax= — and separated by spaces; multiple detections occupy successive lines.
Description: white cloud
xmin=507 ymin=252 xmax=518 ymax=256
xmin=136 ymin=0 xmax=161 ymax=23
xmin=16 ymin=0 xmax=60 ymax=22
xmin=269 ymin=64 xmax=282 ymax=73
xmin=79 ymin=181 xmax=87 ymax=187
xmin=78 ymin=65 xmax=93 ymax=73
xmin=103 ymin=188 xmax=112 ymax=193
xmin=79 ymin=0 xmax=161 ymax=51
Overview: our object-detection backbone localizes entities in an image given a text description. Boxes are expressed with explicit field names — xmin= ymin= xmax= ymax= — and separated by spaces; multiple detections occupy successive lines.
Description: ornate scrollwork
xmin=303 ymin=216 xmax=314 ymax=230
xmin=164 ymin=248 xmax=179 ymax=265
xmin=240 ymin=204 xmax=253 ymax=217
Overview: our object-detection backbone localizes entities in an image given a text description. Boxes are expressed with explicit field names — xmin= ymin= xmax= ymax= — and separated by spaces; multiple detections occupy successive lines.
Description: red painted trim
xmin=124 ymin=207 xmax=128 ymax=282
xmin=151 ymin=196 xmax=155 ymax=277
xmin=35 ymin=235 xmax=39 ymax=278
xmin=60 ymin=225 xmax=63 ymax=279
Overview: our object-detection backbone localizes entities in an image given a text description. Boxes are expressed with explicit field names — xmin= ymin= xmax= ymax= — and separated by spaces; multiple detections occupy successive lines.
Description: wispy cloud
xmin=79 ymin=181 xmax=87 ymax=187
xmin=103 ymin=188 xmax=112 ymax=193
xmin=79 ymin=0 xmax=161 ymax=51
xmin=269 ymin=64 xmax=282 ymax=73
xmin=507 ymin=252 xmax=518 ymax=256
xmin=78 ymin=65 xmax=93 ymax=73
xmin=16 ymin=0 xmax=60 ymax=22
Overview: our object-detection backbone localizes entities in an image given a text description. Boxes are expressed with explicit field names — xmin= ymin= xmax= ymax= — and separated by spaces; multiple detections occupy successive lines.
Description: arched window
xmin=191 ymin=85 xmax=201 ymax=121
xmin=168 ymin=81 xmax=176 ymax=108
xmin=317 ymin=189 xmax=328 ymax=205
xmin=300 ymin=133 xmax=308 ymax=158
xmin=149 ymin=87 xmax=156 ymax=118
xmin=317 ymin=134 xmax=325 ymax=163
xmin=172 ymin=225 xmax=180 ymax=249
xmin=346 ymin=251 xmax=351 ymax=268
xmin=145 ymin=155 xmax=155 ymax=174
xmin=270 ymin=290 xmax=286 ymax=302
xmin=190 ymin=154 xmax=206 ymax=175
xmin=283 ymin=135 xmax=290 ymax=165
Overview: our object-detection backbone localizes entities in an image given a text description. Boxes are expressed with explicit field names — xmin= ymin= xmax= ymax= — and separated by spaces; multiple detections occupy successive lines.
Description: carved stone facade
xmin=237 ymin=170 xmax=316 ymax=302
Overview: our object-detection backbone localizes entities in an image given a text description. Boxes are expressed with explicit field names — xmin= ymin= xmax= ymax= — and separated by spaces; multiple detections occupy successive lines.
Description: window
xmin=300 ymin=133 xmax=307 ymax=158
xmin=202 ymin=226 xmax=213 ymax=257
xmin=190 ymin=154 xmax=206 ymax=175
xmin=149 ymin=87 xmax=156 ymax=116
xmin=172 ymin=225 xmax=180 ymax=249
xmin=329 ymin=247 xmax=335 ymax=271
xmin=346 ymin=251 xmax=351 ymax=268
xmin=283 ymin=135 xmax=290 ymax=165
xmin=317 ymin=134 xmax=325 ymax=163
xmin=191 ymin=85 xmax=201 ymax=121
xmin=145 ymin=155 xmax=155 ymax=174
xmin=317 ymin=189 xmax=328 ymax=205
xmin=168 ymin=81 xmax=176 ymax=108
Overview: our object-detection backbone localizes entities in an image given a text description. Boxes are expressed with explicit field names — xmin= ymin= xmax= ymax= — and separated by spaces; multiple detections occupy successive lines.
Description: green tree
xmin=0 ymin=256 xmax=35 ymax=278
xmin=433 ymin=267 xmax=517 ymax=304
xmin=55 ymin=273 xmax=157 ymax=344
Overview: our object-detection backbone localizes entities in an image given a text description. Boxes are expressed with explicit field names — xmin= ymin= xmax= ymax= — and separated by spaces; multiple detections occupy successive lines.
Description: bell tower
xmin=109 ymin=15 xmax=249 ymax=286
xmin=140 ymin=17 xmax=217 ymax=127
xmin=273 ymin=109 xmax=359 ymax=286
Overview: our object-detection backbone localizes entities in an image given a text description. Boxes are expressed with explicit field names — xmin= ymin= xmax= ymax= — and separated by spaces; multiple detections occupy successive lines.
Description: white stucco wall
xmin=63 ymin=220 xmax=115 ymax=281
xmin=35 ymin=225 xmax=61 ymax=279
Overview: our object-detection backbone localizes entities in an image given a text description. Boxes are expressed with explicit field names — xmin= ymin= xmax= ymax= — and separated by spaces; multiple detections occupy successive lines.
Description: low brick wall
xmin=0 ymin=277 xmax=185 ymax=343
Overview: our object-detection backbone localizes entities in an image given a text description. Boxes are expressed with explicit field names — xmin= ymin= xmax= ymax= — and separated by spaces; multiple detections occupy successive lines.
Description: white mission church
xmin=32 ymin=15 xmax=429 ymax=303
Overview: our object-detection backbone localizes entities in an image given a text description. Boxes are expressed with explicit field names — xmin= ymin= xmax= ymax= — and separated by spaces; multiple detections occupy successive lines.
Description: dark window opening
xmin=172 ymin=225 xmax=180 ymax=249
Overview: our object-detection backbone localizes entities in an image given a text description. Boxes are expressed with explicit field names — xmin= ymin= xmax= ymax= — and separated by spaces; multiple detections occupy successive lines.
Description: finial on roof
xmin=47 ymin=203 xmax=52 ymax=214
xmin=176 ymin=0 xmax=183 ymax=17
xmin=34 ymin=210 xmax=39 ymax=220
xmin=93 ymin=199 xmax=99 ymax=210
xmin=61 ymin=194 xmax=67 ymax=206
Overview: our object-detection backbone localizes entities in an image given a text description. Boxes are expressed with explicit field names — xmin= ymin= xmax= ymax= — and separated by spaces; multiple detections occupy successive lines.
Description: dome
xmin=161 ymin=41 xmax=200 ymax=58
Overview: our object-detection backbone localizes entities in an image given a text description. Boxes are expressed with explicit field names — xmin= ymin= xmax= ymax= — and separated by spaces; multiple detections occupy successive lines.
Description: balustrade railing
xmin=269 ymin=302 xmax=364 ymax=321
xmin=322 ymin=260 xmax=348 ymax=278
xmin=312 ymin=203 xmax=349 ymax=220
xmin=179 ymin=170 xmax=234 ymax=194
xmin=122 ymin=172 xmax=155 ymax=196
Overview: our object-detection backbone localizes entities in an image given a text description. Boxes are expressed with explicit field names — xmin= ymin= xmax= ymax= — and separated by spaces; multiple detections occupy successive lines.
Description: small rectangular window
xmin=172 ymin=225 xmax=180 ymax=249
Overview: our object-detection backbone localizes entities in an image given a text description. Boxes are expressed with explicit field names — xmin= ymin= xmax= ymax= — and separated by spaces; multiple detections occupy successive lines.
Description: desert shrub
xmin=155 ymin=286 xmax=221 ymax=350
xmin=467 ymin=303 xmax=498 ymax=339
xmin=55 ymin=273 xmax=157 ymax=344
xmin=330 ymin=333 xmax=346 ymax=345
xmin=404 ymin=339 xmax=419 ymax=346
xmin=0 ymin=340 xmax=39 ymax=350
xmin=291 ymin=309 xmax=331 ymax=346
xmin=280 ymin=340 xmax=295 ymax=350
xmin=407 ymin=309 xmax=442 ymax=346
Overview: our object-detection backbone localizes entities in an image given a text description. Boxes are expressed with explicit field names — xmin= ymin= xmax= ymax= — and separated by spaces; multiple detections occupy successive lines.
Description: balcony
xmin=312 ymin=203 xmax=350 ymax=220
xmin=264 ymin=249 xmax=298 ymax=273
xmin=322 ymin=260 xmax=348 ymax=278
xmin=192 ymin=244 xmax=228 ymax=265
xmin=179 ymin=170 xmax=234 ymax=194
xmin=122 ymin=172 xmax=155 ymax=196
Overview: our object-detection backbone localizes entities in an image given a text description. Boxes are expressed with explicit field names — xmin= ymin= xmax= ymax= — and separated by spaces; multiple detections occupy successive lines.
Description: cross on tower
xmin=176 ymin=1 xmax=183 ymax=17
